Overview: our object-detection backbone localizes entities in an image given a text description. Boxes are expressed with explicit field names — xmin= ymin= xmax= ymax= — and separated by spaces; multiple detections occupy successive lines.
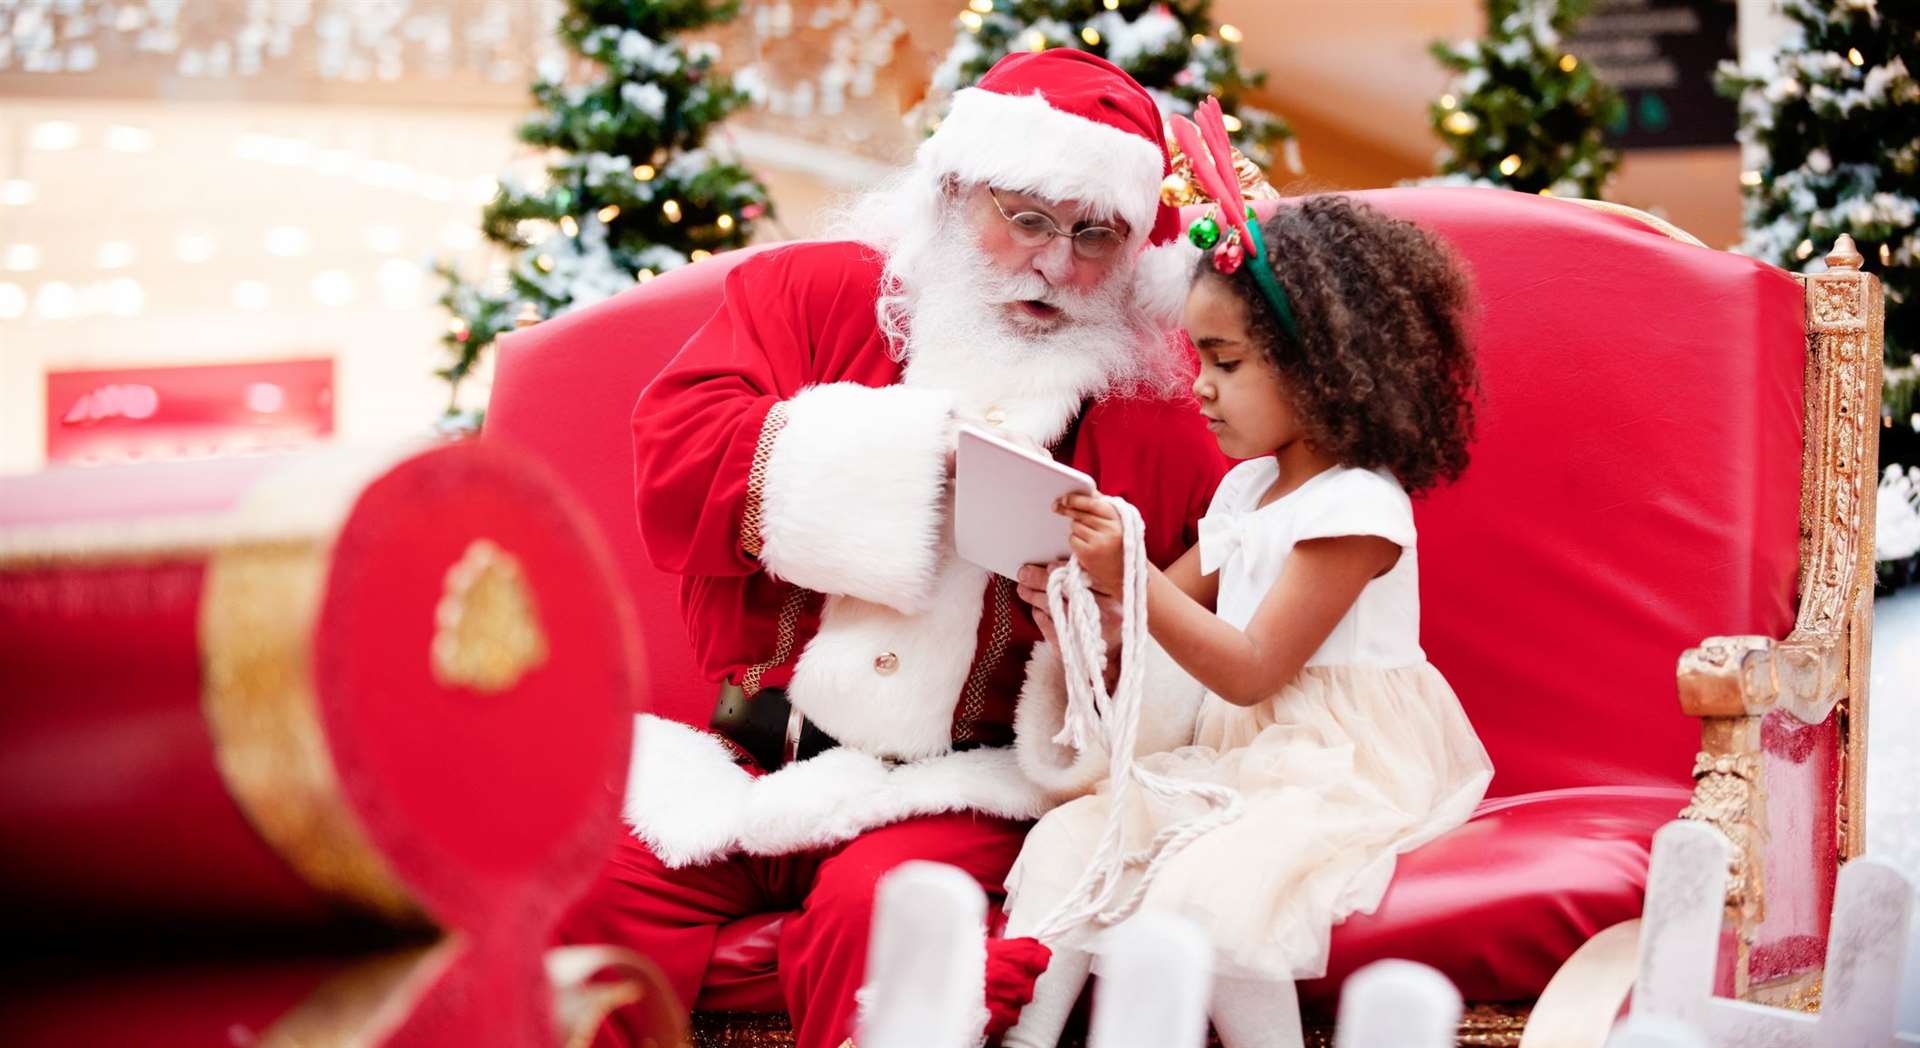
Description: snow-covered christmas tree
xmin=928 ymin=1 xmax=1295 ymax=174
xmin=1717 ymin=0 xmax=1918 ymax=459
xmin=437 ymin=0 xmax=772 ymax=423
xmin=1424 ymin=0 xmax=1624 ymax=197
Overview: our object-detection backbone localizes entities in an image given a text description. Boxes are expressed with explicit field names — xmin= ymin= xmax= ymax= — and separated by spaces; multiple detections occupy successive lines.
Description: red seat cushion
xmin=690 ymin=785 xmax=1686 ymax=1012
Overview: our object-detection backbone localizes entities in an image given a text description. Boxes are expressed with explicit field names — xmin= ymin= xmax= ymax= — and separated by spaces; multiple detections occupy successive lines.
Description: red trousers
xmin=557 ymin=811 xmax=1029 ymax=1048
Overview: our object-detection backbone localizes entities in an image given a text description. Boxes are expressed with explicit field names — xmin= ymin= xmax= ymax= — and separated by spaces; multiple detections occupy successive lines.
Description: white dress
xmin=1005 ymin=460 xmax=1494 ymax=981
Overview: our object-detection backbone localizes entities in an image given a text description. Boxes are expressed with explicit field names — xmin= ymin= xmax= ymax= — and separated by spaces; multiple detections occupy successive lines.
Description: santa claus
xmin=558 ymin=49 xmax=1228 ymax=1047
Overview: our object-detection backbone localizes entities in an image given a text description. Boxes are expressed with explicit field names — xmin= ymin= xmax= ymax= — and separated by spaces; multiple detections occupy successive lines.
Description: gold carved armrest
xmin=1673 ymin=237 xmax=1883 ymax=1005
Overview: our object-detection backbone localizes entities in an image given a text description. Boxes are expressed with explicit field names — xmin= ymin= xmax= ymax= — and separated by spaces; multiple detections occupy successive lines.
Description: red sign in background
xmin=45 ymin=359 xmax=334 ymax=467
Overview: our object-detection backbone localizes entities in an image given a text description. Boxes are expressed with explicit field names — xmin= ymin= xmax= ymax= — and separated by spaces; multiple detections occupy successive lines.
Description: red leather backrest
xmin=1325 ymin=189 xmax=1803 ymax=795
xmin=487 ymin=188 xmax=1806 ymax=793
xmin=485 ymin=244 xmax=777 ymax=727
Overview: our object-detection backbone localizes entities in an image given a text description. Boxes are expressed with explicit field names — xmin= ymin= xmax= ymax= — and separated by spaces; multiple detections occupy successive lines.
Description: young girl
xmin=1001 ymin=193 xmax=1494 ymax=1048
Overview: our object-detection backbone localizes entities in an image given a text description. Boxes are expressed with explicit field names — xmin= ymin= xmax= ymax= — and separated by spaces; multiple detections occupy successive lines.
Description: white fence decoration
xmin=1618 ymin=820 xmax=1917 ymax=1046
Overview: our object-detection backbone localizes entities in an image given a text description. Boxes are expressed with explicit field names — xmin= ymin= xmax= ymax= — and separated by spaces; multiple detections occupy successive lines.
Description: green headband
xmin=1240 ymin=218 xmax=1300 ymax=345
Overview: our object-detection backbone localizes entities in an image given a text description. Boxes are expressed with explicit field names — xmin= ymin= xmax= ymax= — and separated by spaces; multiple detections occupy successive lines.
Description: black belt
xmin=709 ymin=682 xmax=990 ymax=772
xmin=710 ymin=682 xmax=837 ymax=771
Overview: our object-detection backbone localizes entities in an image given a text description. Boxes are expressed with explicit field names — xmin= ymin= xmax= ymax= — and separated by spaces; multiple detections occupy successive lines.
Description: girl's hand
xmin=1057 ymin=493 xmax=1125 ymax=594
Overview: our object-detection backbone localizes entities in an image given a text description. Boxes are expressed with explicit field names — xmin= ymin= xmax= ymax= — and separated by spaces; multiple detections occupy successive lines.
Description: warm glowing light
xmin=716 ymin=213 xmax=736 ymax=232
xmin=690 ymin=249 xmax=713 ymax=262
xmin=1220 ymin=113 xmax=1243 ymax=132
xmin=1081 ymin=26 xmax=1101 ymax=45
xmin=1881 ymin=243 xmax=1894 ymax=266
xmin=598 ymin=205 xmax=621 ymax=222
xmin=968 ymin=0 xmax=992 ymax=11
xmin=1104 ymin=0 xmax=1119 ymax=9
xmin=662 ymin=199 xmax=683 ymax=222
xmin=1219 ymin=24 xmax=1243 ymax=43
xmin=959 ymin=10 xmax=982 ymax=30
xmin=560 ymin=215 xmax=579 ymax=237
xmin=1499 ymin=154 xmax=1522 ymax=176
xmin=1558 ymin=53 xmax=1578 ymax=72
xmin=634 ymin=163 xmax=657 ymax=181
xmin=1848 ymin=48 xmax=1865 ymax=66
xmin=1795 ymin=239 xmax=1815 ymax=260
xmin=1026 ymin=30 xmax=1046 ymax=51
xmin=1439 ymin=93 xmax=1457 ymax=110
xmin=638 ymin=268 xmax=657 ymax=283
xmin=535 ymin=253 xmax=555 ymax=272
xmin=1443 ymin=111 xmax=1479 ymax=135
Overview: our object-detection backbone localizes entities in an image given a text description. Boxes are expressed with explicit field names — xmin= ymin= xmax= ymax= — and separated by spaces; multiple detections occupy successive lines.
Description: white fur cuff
xmin=758 ymin=382 xmax=956 ymax=613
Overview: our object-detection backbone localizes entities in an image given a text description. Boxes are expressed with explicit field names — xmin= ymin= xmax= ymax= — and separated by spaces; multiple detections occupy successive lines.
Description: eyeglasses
xmin=988 ymin=189 xmax=1127 ymax=261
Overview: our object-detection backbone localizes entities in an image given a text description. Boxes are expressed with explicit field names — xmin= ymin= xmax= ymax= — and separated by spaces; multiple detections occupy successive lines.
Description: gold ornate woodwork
xmin=687 ymin=1008 xmax=1529 ymax=1048
xmin=431 ymin=537 xmax=549 ymax=694
xmin=1675 ymin=235 xmax=1883 ymax=996
xmin=1563 ymin=198 xmax=1710 ymax=248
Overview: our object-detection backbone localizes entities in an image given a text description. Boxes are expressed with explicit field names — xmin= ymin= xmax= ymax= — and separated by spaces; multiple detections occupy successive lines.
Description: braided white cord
xmin=1029 ymin=497 xmax=1243 ymax=945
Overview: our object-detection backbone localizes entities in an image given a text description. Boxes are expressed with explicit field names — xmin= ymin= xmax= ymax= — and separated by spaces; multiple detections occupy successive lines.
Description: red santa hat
xmin=919 ymin=48 xmax=1199 ymax=325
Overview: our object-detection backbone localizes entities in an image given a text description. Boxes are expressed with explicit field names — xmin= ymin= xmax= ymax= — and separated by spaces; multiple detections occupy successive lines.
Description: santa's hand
xmin=1057 ymin=493 xmax=1125 ymax=594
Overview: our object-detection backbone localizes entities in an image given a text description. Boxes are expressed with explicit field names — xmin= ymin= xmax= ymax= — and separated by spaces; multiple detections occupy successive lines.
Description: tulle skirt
xmin=1005 ymin=663 xmax=1493 ymax=981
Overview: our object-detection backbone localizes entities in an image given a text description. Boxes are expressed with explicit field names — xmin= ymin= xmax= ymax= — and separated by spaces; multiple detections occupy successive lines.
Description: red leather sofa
xmin=485 ymin=187 xmax=1880 ymax=1042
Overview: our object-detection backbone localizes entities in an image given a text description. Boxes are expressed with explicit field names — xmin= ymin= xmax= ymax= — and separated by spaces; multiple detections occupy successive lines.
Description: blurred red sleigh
xmin=0 ymin=442 xmax=684 ymax=1046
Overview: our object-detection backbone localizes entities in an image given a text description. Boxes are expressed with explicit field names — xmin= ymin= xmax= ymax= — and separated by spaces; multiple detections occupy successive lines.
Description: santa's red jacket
xmin=625 ymin=240 xmax=1227 ymax=866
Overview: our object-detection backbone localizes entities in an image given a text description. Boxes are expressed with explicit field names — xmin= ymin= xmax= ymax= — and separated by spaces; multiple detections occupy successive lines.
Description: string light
xmin=968 ymin=0 xmax=992 ymax=11
xmin=1499 ymin=154 xmax=1522 ymax=176
xmin=1882 ymin=243 xmax=1894 ymax=266
xmin=1191 ymin=33 xmax=1206 ymax=46
xmin=1443 ymin=111 xmax=1479 ymax=135
xmin=448 ymin=317 xmax=468 ymax=337
xmin=598 ymin=205 xmax=621 ymax=222
xmin=960 ymin=10 xmax=982 ymax=30
xmin=1025 ymin=29 xmax=1046 ymax=51
xmin=1848 ymin=48 xmax=1865 ymax=66
xmin=716 ymin=213 xmax=736 ymax=232
xmin=1740 ymin=170 xmax=1763 ymax=187
xmin=1538 ymin=188 xmax=1555 ymax=196
xmin=662 ymin=199 xmax=682 ymax=222
xmin=1558 ymin=54 xmax=1578 ymax=72
xmin=1439 ymin=93 xmax=1457 ymax=110
xmin=1081 ymin=26 xmax=1100 ymax=45
xmin=1796 ymin=239 xmax=1815 ymax=260
xmin=1218 ymin=24 xmax=1243 ymax=43
xmin=560 ymin=215 xmax=579 ymax=237
xmin=1104 ymin=0 xmax=1119 ymax=8
xmin=634 ymin=163 xmax=657 ymax=181
xmin=690 ymin=249 xmax=713 ymax=262
xmin=638 ymin=268 xmax=657 ymax=283
xmin=1220 ymin=113 xmax=1243 ymax=132
xmin=535 ymin=253 xmax=555 ymax=272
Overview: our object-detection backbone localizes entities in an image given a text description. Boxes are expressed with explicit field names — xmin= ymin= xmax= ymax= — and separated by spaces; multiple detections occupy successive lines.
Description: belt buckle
xmin=783 ymin=702 xmax=806 ymax=767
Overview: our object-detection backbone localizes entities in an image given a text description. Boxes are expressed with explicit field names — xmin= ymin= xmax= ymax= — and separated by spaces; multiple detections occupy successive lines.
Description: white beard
xmin=882 ymin=203 xmax=1176 ymax=444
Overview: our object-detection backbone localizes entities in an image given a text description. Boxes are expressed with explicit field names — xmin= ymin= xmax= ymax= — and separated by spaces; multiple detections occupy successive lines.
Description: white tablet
xmin=954 ymin=424 xmax=1097 ymax=581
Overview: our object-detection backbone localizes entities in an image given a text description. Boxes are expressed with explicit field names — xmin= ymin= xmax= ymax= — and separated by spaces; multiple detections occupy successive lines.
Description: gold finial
xmin=514 ymin=302 xmax=543 ymax=329
xmin=1826 ymin=234 xmax=1864 ymax=271
xmin=432 ymin=538 xmax=549 ymax=694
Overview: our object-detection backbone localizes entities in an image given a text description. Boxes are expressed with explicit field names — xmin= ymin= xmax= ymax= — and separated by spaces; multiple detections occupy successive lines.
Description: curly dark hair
xmin=1195 ymin=194 xmax=1478 ymax=494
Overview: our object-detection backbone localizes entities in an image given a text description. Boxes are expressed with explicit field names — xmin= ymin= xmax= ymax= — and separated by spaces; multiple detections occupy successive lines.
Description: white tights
xmin=999 ymin=951 xmax=1304 ymax=1048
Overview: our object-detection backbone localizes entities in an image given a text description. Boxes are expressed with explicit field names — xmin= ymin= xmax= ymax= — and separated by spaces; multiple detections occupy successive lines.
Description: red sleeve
xmin=629 ymin=246 xmax=855 ymax=576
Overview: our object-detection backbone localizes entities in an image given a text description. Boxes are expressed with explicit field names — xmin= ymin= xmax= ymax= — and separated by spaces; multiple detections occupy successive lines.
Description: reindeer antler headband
xmin=1167 ymin=99 xmax=1300 ymax=343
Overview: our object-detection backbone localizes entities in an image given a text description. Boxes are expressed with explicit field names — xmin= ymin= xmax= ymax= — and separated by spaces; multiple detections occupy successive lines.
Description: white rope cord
xmin=1029 ymin=497 xmax=1244 ymax=945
